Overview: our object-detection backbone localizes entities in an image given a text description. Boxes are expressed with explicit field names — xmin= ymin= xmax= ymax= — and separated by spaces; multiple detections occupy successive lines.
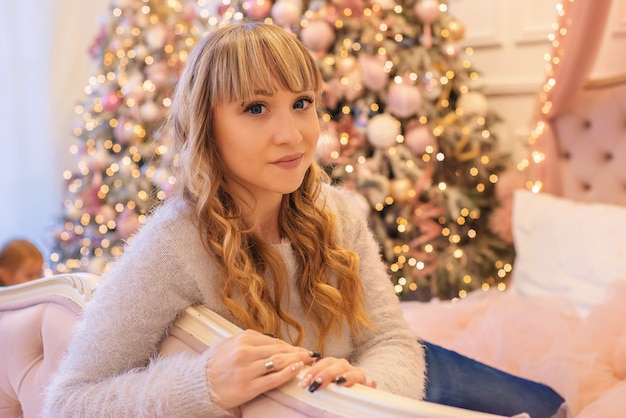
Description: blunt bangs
xmin=206 ymin=23 xmax=322 ymax=105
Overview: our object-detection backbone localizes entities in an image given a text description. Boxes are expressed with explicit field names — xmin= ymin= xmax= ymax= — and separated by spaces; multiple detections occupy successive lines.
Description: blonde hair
xmin=164 ymin=22 xmax=372 ymax=352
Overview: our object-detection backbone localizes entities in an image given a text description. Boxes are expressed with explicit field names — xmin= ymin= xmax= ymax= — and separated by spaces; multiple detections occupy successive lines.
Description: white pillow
xmin=509 ymin=189 xmax=626 ymax=317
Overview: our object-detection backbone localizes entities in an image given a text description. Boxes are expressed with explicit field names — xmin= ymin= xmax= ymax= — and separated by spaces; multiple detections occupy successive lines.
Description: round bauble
xmin=413 ymin=0 xmax=439 ymax=23
xmin=447 ymin=18 xmax=466 ymax=41
xmin=366 ymin=113 xmax=401 ymax=148
xmin=316 ymin=130 xmax=341 ymax=163
xmin=243 ymin=0 xmax=272 ymax=19
xmin=271 ymin=0 xmax=301 ymax=26
xmin=103 ymin=92 xmax=121 ymax=112
xmin=404 ymin=125 xmax=435 ymax=154
xmin=144 ymin=24 xmax=167 ymax=50
xmin=386 ymin=82 xmax=423 ymax=119
xmin=360 ymin=54 xmax=388 ymax=91
xmin=300 ymin=20 xmax=335 ymax=52
xmin=458 ymin=91 xmax=489 ymax=117
xmin=390 ymin=178 xmax=414 ymax=203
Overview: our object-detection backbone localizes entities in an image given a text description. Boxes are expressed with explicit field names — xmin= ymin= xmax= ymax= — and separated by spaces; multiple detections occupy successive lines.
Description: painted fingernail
xmin=309 ymin=351 xmax=321 ymax=359
xmin=299 ymin=373 xmax=313 ymax=388
xmin=307 ymin=377 xmax=322 ymax=393
xmin=291 ymin=361 xmax=304 ymax=372
xmin=334 ymin=376 xmax=346 ymax=385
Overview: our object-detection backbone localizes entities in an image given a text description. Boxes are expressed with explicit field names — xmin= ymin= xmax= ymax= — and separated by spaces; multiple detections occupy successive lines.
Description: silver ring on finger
xmin=264 ymin=357 xmax=274 ymax=371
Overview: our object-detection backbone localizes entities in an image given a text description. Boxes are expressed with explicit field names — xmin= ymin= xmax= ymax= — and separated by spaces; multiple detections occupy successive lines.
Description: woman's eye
xmin=245 ymin=103 xmax=265 ymax=115
xmin=294 ymin=97 xmax=314 ymax=110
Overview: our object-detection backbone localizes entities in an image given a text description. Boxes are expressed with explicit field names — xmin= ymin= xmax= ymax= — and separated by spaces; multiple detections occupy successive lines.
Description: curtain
xmin=0 ymin=0 xmax=108 ymax=254
xmin=527 ymin=0 xmax=613 ymax=194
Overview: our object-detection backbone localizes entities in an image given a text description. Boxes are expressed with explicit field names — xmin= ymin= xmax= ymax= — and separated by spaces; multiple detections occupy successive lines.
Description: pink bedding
xmin=401 ymin=281 xmax=626 ymax=417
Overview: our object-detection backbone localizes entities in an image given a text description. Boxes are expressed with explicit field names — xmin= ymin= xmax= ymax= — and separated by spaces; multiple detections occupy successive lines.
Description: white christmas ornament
xmin=458 ymin=91 xmax=489 ymax=117
xmin=316 ymin=130 xmax=340 ymax=163
xmin=145 ymin=24 xmax=167 ymax=50
xmin=386 ymin=82 xmax=423 ymax=118
xmin=140 ymin=100 xmax=162 ymax=121
xmin=366 ymin=113 xmax=401 ymax=148
xmin=271 ymin=0 xmax=301 ymax=27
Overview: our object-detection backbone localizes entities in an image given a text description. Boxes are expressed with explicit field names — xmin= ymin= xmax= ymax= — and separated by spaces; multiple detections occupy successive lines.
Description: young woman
xmin=43 ymin=22 xmax=566 ymax=418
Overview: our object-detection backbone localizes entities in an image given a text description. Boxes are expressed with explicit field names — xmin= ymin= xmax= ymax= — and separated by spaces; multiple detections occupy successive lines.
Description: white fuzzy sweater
xmin=42 ymin=185 xmax=425 ymax=417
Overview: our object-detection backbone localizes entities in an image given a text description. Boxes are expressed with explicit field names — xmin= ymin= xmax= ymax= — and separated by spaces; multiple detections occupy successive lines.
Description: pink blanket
xmin=401 ymin=281 xmax=626 ymax=417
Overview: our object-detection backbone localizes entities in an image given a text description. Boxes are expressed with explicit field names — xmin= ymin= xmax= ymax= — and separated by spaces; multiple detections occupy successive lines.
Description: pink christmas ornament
xmin=366 ymin=113 xmax=401 ymax=148
xmin=300 ymin=20 xmax=335 ymax=52
xmin=414 ymin=0 xmax=439 ymax=48
xmin=271 ymin=0 xmax=301 ymax=27
xmin=404 ymin=125 xmax=435 ymax=154
xmin=386 ymin=82 xmax=423 ymax=119
xmin=458 ymin=91 xmax=489 ymax=117
xmin=103 ymin=92 xmax=121 ymax=112
xmin=359 ymin=54 xmax=388 ymax=92
xmin=243 ymin=0 xmax=272 ymax=19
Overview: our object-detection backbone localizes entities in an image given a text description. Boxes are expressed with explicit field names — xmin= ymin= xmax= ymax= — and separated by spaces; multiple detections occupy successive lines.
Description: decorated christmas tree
xmin=51 ymin=0 xmax=515 ymax=301
xmin=49 ymin=0 xmax=214 ymax=274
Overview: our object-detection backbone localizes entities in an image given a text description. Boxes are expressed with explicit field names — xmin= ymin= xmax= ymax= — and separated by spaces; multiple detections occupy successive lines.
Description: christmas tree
xmin=49 ymin=0 xmax=214 ymax=274
xmin=51 ymin=0 xmax=515 ymax=301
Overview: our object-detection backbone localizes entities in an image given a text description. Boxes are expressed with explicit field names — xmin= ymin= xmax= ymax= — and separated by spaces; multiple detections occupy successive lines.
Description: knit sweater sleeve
xmin=42 ymin=201 xmax=235 ymax=417
xmin=325 ymin=185 xmax=427 ymax=400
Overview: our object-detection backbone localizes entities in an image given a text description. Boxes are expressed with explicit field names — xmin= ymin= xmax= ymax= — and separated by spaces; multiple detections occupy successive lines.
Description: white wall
xmin=0 ymin=0 xmax=108 ymax=252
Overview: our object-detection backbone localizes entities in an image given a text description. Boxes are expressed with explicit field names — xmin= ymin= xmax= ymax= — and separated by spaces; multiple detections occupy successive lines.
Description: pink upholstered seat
xmin=0 ymin=274 xmax=97 ymax=418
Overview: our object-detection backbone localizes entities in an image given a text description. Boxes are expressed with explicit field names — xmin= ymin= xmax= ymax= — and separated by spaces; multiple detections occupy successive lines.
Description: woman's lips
xmin=272 ymin=153 xmax=304 ymax=168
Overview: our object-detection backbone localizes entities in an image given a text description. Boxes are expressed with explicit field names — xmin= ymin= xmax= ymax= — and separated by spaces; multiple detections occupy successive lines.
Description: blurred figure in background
xmin=0 ymin=238 xmax=45 ymax=286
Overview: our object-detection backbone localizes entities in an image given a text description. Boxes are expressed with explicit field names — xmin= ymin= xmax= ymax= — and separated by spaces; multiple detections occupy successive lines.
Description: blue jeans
xmin=422 ymin=341 xmax=565 ymax=418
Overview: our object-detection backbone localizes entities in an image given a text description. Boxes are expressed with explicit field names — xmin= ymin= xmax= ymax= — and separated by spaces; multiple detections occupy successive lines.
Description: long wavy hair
xmin=164 ymin=22 xmax=372 ymax=352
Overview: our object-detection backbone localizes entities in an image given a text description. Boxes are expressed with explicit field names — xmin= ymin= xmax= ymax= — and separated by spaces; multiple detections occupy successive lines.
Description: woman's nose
xmin=272 ymin=111 xmax=303 ymax=144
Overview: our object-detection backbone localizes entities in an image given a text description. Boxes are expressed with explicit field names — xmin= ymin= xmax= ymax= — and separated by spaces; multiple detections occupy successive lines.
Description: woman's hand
xmin=298 ymin=356 xmax=377 ymax=393
xmin=205 ymin=330 xmax=318 ymax=410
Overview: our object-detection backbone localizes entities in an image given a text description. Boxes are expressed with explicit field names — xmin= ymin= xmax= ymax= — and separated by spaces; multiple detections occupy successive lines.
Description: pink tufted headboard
xmin=539 ymin=74 xmax=626 ymax=205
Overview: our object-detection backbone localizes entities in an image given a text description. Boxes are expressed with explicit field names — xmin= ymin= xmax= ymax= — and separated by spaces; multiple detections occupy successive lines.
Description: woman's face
xmin=213 ymin=87 xmax=319 ymax=205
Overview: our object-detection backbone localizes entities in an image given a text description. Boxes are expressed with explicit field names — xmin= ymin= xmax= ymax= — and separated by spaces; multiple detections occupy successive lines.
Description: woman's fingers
xmin=297 ymin=357 xmax=373 ymax=393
